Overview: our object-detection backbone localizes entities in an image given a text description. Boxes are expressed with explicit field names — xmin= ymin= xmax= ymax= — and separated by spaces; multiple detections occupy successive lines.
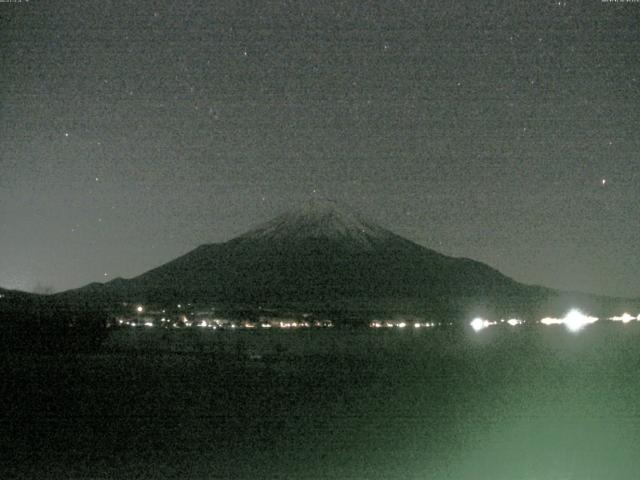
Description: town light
xmin=540 ymin=317 xmax=563 ymax=326
xmin=609 ymin=313 xmax=635 ymax=324
xmin=470 ymin=317 xmax=489 ymax=332
xmin=563 ymin=309 xmax=598 ymax=332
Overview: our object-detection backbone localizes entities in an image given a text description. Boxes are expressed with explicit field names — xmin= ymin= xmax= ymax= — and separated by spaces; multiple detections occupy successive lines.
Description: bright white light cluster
xmin=369 ymin=320 xmax=437 ymax=329
xmin=469 ymin=317 xmax=524 ymax=331
xmin=564 ymin=309 xmax=598 ymax=332
xmin=540 ymin=317 xmax=563 ymax=326
xmin=277 ymin=321 xmax=311 ymax=328
xmin=470 ymin=317 xmax=497 ymax=332
xmin=540 ymin=309 xmax=598 ymax=332
xmin=609 ymin=313 xmax=639 ymax=324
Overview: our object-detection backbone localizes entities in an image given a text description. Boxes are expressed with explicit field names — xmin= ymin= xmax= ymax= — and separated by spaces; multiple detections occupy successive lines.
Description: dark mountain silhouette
xmin=49 ymin=199 xmax=639 ymax=322
xmin=0 ymin=287 xmax=42 ymax=314
xmin=0 ymin=287 xmax=108 ymax=352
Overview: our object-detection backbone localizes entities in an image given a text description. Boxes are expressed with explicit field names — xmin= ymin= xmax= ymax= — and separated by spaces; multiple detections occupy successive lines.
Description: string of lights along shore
xmin=118 ymin=302 xmax=640 ymax=333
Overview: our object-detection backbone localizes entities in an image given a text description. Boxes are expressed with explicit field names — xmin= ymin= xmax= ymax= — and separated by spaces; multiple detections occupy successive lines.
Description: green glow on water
xmin=3 ymin=324 xmax=640 ymax=479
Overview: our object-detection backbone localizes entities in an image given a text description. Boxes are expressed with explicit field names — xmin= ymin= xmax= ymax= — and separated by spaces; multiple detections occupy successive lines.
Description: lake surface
xmin=2 ymin=323 xmax=640 ymax=479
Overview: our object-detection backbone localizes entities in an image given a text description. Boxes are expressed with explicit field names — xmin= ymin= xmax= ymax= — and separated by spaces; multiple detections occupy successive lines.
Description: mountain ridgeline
xmin=51 ymin=200 xmax=639 ymax=322
xmin=0 ymin=287 xmax=109 ymax=352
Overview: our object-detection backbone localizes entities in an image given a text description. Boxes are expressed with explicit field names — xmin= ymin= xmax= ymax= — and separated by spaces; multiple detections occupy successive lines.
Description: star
xmin=64 ymin=132 xmax=69 ymax=137
xmin=601 ymin=179 xmax=607 ymax=186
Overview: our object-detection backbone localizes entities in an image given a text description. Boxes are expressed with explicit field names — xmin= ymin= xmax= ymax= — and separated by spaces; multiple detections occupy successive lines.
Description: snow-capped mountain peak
xmin=236 ymin=199 xmax=395 ymax=247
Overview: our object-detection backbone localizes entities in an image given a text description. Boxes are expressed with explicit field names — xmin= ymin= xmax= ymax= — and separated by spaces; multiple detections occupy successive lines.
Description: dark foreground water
xmin=2 ymin=323 xmax=640 ymax=479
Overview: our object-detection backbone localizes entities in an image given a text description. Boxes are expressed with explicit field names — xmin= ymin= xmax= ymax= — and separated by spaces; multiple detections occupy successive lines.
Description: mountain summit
xmin=236 ymin=199 xmax=395 ymax=248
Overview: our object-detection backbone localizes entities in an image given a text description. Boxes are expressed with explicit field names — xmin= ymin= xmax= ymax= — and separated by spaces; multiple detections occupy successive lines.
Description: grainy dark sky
xmin=1 ymin=0 xmax=638 ymax=297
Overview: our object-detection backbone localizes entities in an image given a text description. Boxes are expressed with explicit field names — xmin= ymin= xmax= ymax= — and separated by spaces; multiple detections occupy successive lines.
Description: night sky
xmin=1 ymin=1 xmax=638 ymax=298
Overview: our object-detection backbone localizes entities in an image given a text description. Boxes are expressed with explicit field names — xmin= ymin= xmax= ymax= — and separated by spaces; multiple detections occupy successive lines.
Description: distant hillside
xmin=0 ymin=287 xmax=108 ymax=352
xmin=0 ymin=287 xmax=42 ymax=315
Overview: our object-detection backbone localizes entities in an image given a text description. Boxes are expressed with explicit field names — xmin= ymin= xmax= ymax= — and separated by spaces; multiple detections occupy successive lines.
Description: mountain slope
xmin=52 ymin=200 xmax=638 ymax=321
xmin=0 ymin=288 xmax=42 ymax=315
